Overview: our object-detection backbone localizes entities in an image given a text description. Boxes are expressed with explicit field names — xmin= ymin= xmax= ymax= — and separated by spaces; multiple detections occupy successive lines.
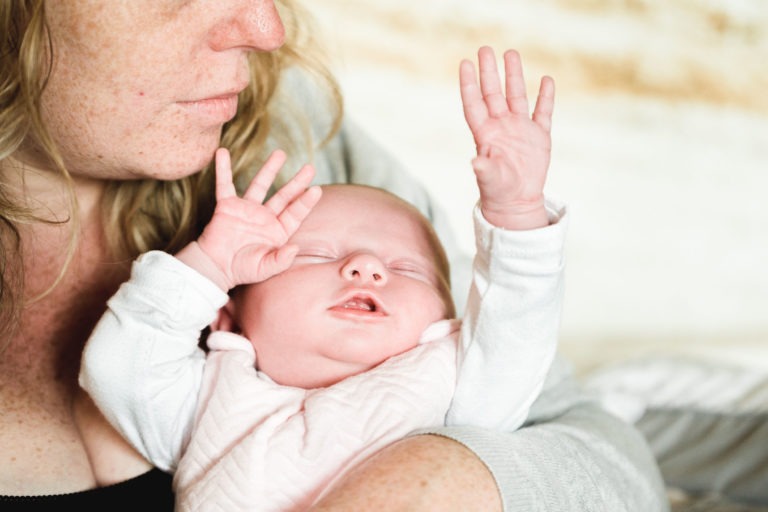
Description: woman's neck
xmin=1 ymin=151 xmax=105 ymax=222
xmin=0 ymin=153 xmax=128 ymax=386
xmin=0 ymin=153 xmax=147 ymax=494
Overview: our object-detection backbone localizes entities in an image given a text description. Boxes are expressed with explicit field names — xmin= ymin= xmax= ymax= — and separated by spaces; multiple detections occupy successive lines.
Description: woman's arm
xmin=311 ymin=435 xmax=503 ymax=511
xmin=312 ymin=365 xmax=668 ymax=511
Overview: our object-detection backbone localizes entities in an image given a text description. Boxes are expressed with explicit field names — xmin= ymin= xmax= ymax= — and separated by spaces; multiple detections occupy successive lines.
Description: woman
xmin=0 ymin=1 xmax=668 ymax=509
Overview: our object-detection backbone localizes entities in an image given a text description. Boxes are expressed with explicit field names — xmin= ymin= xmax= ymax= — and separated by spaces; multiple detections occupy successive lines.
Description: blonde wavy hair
xmin=0 ymin=1 xmax=343 ymax=335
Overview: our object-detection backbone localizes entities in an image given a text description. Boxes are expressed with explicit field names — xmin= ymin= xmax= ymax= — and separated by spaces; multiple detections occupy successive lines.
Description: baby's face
xmin=232 ymin=185 xmax=450 ymax=388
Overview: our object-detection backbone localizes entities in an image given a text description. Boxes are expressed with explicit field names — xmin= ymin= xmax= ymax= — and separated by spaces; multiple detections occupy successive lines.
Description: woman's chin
xmin=141 ymin=143 xmax=219 ymax=181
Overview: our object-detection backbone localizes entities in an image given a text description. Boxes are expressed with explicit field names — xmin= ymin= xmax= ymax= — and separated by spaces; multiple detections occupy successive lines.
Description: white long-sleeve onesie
xmin=80 ymin=202 xmax=566 ymax=511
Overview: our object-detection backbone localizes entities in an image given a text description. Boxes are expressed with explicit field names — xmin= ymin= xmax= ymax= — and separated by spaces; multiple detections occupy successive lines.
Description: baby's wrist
xmin=480 ymin=200 xmax=549 ymax=230
xmin=175 ymin=242 xmax=233 ymax=291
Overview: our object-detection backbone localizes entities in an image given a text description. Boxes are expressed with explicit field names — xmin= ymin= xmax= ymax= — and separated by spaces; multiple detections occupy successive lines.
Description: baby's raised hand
xmin=460 ymin=47 xmax=554 ymax=230
xmin=193 ymin=148 xmax=321 ymax=290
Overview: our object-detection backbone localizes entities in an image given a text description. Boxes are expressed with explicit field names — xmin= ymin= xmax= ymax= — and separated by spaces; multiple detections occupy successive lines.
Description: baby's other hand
xmin=460 ymin=47 xmax=554 ymax=230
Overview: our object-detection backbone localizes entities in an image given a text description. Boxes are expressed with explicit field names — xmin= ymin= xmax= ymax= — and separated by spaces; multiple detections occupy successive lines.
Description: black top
xmin=0 ymin=468 xmax=174 ymax=511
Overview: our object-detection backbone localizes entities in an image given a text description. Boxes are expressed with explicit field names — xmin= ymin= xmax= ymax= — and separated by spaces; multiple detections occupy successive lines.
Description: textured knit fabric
xmin=176 ymin=329 xmax=457 ymax=511
xmin=586 ymin=356 xmax=768 ymax=505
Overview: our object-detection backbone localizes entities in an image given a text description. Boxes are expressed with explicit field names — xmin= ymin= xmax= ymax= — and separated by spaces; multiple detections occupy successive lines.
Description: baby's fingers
xmin=252 ymin=245 xmax=300 ymax=282
xmin=242 ymin=150 xmax=288 ymax=203
xmin=478 ymin=46 xmax=509 ymax=118
xmin=214 ymin=148 xmax=237 ymax=201
xmin=503 ymin=50 xmax=530 ymax=116
xmin=277 ymin=186 xmax=322 ymax=237
xmin=460 ymin=59 xmax=488 ymax=135
xmin=265 ymin=164 xmax=316 ymax=214
xmin=532 ymin=76 xmax=555 ymax=134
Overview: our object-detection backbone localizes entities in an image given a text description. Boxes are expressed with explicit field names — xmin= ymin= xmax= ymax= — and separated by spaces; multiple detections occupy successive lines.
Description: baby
xmin=80 ymin=47 xmax=565 ymax=511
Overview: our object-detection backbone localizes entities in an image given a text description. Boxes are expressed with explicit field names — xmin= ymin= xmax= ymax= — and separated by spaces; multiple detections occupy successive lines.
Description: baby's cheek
xmin=423 ymin=291 xmax=452 ymax=323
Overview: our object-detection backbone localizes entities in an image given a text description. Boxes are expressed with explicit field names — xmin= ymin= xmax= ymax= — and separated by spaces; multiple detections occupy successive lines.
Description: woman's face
xmin=39 ymin=1 xmax=285 ymax=180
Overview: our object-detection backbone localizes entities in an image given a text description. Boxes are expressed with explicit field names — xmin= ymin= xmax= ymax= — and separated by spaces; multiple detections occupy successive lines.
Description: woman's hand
xmin=194 ymin=148 xmax=321 ymax=290
xmin=460 ymin=46 xmax=555 ymax=230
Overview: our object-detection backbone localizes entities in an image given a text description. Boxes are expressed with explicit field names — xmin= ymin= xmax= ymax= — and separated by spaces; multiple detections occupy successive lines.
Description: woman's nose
xmin=209 ymin=0 xmax=286 ymax=53
xmin=341 ymin=254 xmax=389 ymax=286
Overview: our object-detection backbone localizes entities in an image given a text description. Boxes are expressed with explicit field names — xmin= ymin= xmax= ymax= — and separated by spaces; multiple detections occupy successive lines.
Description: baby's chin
xmin=273 ymin=359 xmax=378 ymax=390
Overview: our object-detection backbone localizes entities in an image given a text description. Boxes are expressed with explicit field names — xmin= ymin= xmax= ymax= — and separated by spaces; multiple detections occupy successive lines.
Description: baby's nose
xmin=341 ymin=254 xmax=388 ymax=286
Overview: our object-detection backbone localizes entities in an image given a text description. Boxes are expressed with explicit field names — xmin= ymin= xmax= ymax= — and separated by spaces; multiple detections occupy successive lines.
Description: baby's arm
xmin=80 ymin=149 xmax=321 ymax=470
xmin=176 ymin=148 xmax=321 ymax=291
xmin=446 ymin=47 xmax=564 ymax=430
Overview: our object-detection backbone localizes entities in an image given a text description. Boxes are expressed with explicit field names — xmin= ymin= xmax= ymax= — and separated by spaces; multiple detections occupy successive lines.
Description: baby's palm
xmin=461 ymin=47 xmax=554 ymax=227
xmin=197 ymin=149 xmax=320 ymax=288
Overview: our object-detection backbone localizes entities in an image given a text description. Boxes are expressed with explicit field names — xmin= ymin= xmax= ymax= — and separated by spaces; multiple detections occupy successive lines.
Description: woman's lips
xmin=178 ymin=93 xmax=239 ymax=123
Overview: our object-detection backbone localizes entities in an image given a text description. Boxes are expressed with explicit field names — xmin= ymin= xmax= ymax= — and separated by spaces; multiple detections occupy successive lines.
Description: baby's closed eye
xmin=388 ymin=261 xmax=433 ymax=281
xmin=294 ymin=247 xmax=337 ymax=264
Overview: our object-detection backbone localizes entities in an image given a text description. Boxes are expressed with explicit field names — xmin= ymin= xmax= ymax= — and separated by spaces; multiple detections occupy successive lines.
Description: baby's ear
xmin=211 ymin=298 xmax=238 ymax=332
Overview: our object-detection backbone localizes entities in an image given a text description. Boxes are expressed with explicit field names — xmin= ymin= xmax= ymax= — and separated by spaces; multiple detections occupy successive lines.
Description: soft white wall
xmin=308 ymin=0 xmax=768 ymax=372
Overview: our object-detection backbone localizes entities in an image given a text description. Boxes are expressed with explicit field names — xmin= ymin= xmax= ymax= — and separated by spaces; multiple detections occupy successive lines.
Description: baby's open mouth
xmin=341 ymin=297 xmax=377 ymax=312
xmin=331 ymin=292 xmax=387 ymax=316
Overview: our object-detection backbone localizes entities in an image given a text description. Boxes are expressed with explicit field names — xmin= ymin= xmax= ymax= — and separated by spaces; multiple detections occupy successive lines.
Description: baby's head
xmin=220 ymin=184 xmax=453 ymax=388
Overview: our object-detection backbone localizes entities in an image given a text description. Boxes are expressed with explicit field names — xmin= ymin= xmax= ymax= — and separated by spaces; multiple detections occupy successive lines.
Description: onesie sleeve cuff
xmin=472 ymin=198 xmax=568 ymax=279
xmin=128 ymin=250 xmax=230 ymax=330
